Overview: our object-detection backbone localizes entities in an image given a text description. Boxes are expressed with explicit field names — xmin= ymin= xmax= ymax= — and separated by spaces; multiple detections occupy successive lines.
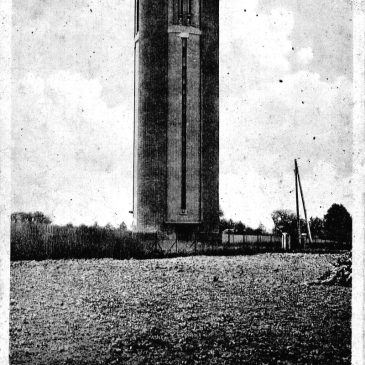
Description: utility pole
xmin=294 ymin=159 xmax=301 ymax=247
xmin=295 ymin=160 xmax=313 ymax=244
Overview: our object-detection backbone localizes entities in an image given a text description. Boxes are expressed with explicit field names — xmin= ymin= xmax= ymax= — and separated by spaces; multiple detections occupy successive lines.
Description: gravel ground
xmin=10 ymin=253 xmax=351 ymax=364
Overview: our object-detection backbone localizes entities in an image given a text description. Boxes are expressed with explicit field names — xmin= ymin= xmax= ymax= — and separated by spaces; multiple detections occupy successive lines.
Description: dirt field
xmin=10 ymin=253 xmax=351 ymax=364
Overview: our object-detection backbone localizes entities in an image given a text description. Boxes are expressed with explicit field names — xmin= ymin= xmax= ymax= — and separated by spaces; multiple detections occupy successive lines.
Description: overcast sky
xmin=12 ymin=0 xmax=353 ymax=229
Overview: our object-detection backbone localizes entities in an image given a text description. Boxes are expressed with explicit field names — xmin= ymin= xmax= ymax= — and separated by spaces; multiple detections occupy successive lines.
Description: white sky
xmin=11 ymin=0 xmax=353 ymax=230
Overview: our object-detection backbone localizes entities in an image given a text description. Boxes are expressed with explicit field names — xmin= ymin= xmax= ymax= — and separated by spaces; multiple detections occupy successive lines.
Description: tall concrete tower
xmin=133 ymin=0 xmax=219 ymax=238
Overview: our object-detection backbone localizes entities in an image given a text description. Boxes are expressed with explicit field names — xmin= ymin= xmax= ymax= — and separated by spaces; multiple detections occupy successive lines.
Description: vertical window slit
xmin=178 ymin=0 xmax=183 ymax=23
xmin=135 ymin=0 xmax=139 ymax=34
xmin=177 ymin=0 xmax=192 ymax=25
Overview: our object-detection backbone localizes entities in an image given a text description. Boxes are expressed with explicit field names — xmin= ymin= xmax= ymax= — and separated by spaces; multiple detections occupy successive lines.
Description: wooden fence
xmin=222 ymin=233 xmax=282 ymax=244
xmin=221 ymin=233 xmax=282 ymax=251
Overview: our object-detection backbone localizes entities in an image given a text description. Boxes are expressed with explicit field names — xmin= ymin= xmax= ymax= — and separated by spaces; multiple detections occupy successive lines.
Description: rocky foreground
xmin=11 ymin=253 xmax=351 ymax=364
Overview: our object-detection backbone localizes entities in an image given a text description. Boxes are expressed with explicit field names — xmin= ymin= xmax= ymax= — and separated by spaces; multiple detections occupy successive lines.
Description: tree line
xmin=11 ymin=211 xmax=128 ymax=232
xmin=220 ymin=203 xmax=352 ymax=243
xmin=219 ymin=219 xmax=268 ymax=235
xmin=12 ymin=202 xmax=352 ymax=244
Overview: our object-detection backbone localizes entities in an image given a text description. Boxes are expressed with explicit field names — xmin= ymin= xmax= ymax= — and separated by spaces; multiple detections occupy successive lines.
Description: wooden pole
xmin=295 ymin=160 xmax=313 ymax=244
xmin=294 ymin=159 xmax=301 ymax=247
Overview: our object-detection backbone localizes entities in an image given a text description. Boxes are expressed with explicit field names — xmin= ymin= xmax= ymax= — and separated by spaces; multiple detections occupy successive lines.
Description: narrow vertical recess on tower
xmin=181 ymin=37 xmax=187 ymax=212
xmin=134 ymin=0 xmax=139 ymax=35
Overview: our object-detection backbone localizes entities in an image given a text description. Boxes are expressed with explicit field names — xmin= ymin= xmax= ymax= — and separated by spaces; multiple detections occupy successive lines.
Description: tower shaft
xmin=133 ymin=0 xmax=219 ymax=236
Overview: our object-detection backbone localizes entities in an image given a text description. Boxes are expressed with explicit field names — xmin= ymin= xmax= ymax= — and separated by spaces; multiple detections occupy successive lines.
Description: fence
xmin=221 ymin=233 xmax=282 ymax=251
xmin=222 ymin=233 xmax=282 ymax=244
xmin=302 ymin=237 xmax=351 ymax=251
xmin=221 ymin=232 xmax=351 ymax=252
xmin=11 ymin=223 xmax=351 ymax=261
